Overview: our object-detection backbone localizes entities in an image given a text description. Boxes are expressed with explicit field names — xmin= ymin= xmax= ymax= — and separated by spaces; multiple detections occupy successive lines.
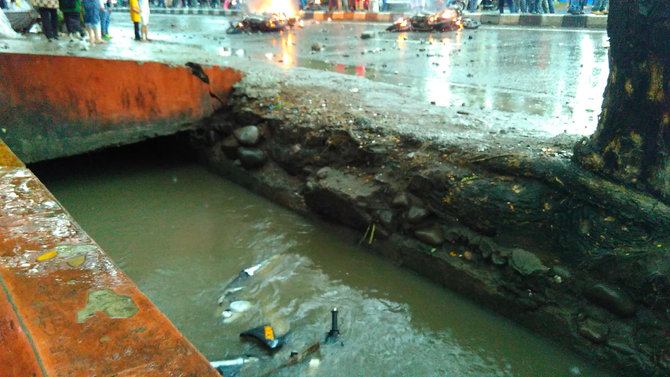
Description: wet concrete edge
xmin=0 ymin=138 xmax=220 ymax=376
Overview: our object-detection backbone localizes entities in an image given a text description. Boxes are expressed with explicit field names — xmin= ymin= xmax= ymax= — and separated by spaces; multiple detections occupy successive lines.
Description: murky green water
xmin=30 ymin=139 xmax=610 ymax=377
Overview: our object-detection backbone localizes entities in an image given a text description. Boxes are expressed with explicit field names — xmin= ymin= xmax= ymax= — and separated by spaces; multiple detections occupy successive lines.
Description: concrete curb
xmin=0 ymin=137 xmax=220 ymax=377
xmin=112 ymin=7 xmax=607 ymax=29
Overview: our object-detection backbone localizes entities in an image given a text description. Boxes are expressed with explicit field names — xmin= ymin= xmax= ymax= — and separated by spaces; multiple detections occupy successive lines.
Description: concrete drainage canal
xmin=30 ymin=136 xmax=612 ymax=377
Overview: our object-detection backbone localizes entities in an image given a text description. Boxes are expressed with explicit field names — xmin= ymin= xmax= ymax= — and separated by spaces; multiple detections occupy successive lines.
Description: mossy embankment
xmin=189 ymin=71 xmax=670 ymax=377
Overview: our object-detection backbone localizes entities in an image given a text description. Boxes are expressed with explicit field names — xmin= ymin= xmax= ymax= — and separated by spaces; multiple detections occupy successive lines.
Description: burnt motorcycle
xmin=386 ymin=1 xmax=480 ymax=32
xmin=226 ymin=12 xmax=300 ymax=34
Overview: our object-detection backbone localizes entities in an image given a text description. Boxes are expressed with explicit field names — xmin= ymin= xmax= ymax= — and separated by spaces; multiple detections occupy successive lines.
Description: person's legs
xmin=49 ymin=8 xmax=59 ymax=38
xmin=38 ymin=8 xmax=55 ymax=39
xmin=100 ymin=6 xmax=110 ymax=37
xmin=568 ymin=0 xmax=580 ymax=13
xmin=85 ymin=24 xmax=94 ymax=41
xmin=507 ymin=0 xmax=514 ymax=12
xmin=594 ymin=0 xmax=606 ymax=11
xmin=64 ymin=12 xmax=77 ymax=34
xmin=547 ymin=0 xmax=553 ymax=13
xmin=94 ymin=23 xmax=105 ymax=42
xmin=468 ymin=0 xmax=478 ymax=12
xmin=141 ymin=23 xmax=148 ymax=40
xmin=133 ymin=21 xmax=141 ymax=39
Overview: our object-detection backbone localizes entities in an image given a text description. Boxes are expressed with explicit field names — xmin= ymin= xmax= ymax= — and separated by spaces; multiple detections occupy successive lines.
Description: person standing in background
xmin=31 ymin=0 xmax=59 ymax=40
xmin=498 ymin=0 xmax=514 ymax=13
xmin=567 ymin=0 xmax=586 ymax=14
xmin=139 ymin=0 xmax=149 ymax=41
xmin=542 ymin=0 xmax=554 ymax=13
xmin=100 ymin=0 xmax=111 ymax=39
xmin=513 ymin=0 xmax=526 ymax=13
xmin=82 ymin=0 xmax=106 ymax=43
xmin=59 ymin=0 xmax=84 ymax=40
xmin=129 ymin=0 xmax=140 ymax=40
xmin=591 ymin=0 xmax=607 ymax=14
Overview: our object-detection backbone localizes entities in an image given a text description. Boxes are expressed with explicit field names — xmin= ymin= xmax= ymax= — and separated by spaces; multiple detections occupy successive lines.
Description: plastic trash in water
xmin=240 ymin=325 xmax=288 ymax=351
xmin=229 ymin=300 xmax=251 ymax=312
xmin=210 ymin=356 xmax=258 ymax=377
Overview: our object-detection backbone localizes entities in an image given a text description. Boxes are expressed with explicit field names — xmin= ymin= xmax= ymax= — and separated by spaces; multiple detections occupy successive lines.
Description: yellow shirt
xmin=129 ymin=0 xmax=141 ymax=22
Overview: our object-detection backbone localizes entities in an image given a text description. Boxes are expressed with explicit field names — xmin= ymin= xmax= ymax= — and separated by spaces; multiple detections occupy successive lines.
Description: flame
xmin=249 ymin=0 xmax=298 ymax=17
xmin=394 ymin=17 xmax=409 ymax=28
xmin=438 ymin=9 xmax=457 ymax=20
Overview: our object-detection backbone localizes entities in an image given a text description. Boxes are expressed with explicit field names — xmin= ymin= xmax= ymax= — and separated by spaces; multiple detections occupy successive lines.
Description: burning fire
xmin=394 ymin=17 xmax=409 ymax=28
xmin=249 ymin=0 xmax=298 ymax=17
xmin=438 ymin=9 xmax=458 ymax=20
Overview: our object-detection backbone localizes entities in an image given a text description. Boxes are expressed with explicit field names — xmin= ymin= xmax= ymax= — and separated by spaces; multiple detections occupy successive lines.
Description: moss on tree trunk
xmin=574 ymin=0 xmax=670 ymax=203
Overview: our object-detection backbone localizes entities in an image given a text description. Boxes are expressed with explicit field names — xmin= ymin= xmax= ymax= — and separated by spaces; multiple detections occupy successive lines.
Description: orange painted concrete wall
xmin=0 ymin=138 xmax=220 ymax=377
xmin=0 ymin=53 xmax=243 ymax=163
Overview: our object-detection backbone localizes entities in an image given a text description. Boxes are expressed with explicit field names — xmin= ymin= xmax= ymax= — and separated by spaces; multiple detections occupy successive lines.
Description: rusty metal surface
xmin=0 ymin=143 xmax=219 ymax=376
xmin=0 ymin=53 xmax=243 ymax=163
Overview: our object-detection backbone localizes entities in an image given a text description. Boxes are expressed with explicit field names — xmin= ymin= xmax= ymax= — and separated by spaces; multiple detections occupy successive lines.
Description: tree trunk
xmin=574 ymin=0 xmax=669 ymax=204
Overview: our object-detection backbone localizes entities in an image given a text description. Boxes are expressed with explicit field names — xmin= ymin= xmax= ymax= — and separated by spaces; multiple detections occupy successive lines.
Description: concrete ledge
xmin=499 ymin=13 xmax=520 ymax=25
xmin=109 ymin=8 xmax=607 ymax=28
xmin=586 ymin=15 xmax=608 ymax=28
xmin=518 ymin=14 xmax=541 ymax=26
xmin=539 ymin=14 xmax=563 ymax=27
xmin=0 ymin=139 xmax=220 ymax=377
xmin=561 ymin=14 xmax=588 ymax=28
xmin=480 ymin=13 xmax=500 ymax=24
xmin=353 ymin=11 xmax=367 ymax=21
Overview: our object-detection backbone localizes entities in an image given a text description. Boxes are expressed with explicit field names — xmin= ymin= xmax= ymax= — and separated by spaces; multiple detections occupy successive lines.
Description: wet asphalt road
xmin=143 ymin=16 xmax=610 ymax=136
xmin=4 ymin=14 xmax=610 ymax=136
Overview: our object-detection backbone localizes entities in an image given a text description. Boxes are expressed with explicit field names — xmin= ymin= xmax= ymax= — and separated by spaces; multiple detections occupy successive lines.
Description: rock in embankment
xmin=584 ymin=283 xmax=636 ymax=318
xmin=304 ymin=168 xmax=382 ymax=230
xmin=414 ymin=225 xmax=444 ymax=246
xmin=234 ymin=125 xmax=261 ymax=146
xmin=237 ymin=147 xmax=266 ymax=169
xmin=510 ymin=248 xmax=549 ymax=276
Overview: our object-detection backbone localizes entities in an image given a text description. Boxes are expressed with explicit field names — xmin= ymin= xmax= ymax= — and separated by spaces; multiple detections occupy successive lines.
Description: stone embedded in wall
xmin=316 ymin=167 xmax=331 ymax=179
xmin=377 ymin=210 xmax=394 ymax=229
xmin=510 ymin=248 xmax=549 ymax=276
xmin=237 ymin=147 xmax=266 ymax=169
xmin=478 ymin=237 xmax=497 ymax=260
xmin=578 ymin=318 xmax=609 ymax=343
xmin=583 ymin=284 xmax=636 ymax=318
xmin=406 ymin=206 xmax=430 ymax=224
xmin=303 ymin=169 xmax=382 ymax=230
xmin=414 ymin=224 xmax=444 ymax=246
xmin=221 ymin=135 xmax=240 ymax=160
xmin=234 ymin=125 xmax=261 ymax=146
xmin=392 ymin=192 xmax=409 ymax=208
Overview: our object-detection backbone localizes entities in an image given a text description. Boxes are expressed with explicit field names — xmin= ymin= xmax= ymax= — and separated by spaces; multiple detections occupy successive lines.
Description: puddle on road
xmin=31 ymin=141 xmax=612 ymax=377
